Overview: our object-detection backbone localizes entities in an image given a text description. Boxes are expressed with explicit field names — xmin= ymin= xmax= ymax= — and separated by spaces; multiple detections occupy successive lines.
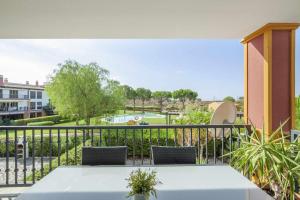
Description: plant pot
xmin=133 ymin=194 xmax=149 ymax=200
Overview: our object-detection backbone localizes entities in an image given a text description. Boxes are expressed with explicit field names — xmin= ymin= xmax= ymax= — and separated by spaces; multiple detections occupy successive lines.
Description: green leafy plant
xmin=126 ymin=168 xmax=161 ymax=199
xmin=296 ymin=95 xmax=300 ymax=130
xmin=228 ymin=120 xmax=300 ymax=200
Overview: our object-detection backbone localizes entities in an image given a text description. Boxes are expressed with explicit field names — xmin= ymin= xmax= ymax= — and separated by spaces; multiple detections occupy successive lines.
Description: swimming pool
xmin=102 ymin=112 xmax=165 ymax=124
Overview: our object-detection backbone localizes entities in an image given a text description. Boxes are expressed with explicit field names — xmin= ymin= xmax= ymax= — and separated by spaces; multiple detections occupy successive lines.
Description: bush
xmin=126 ymin=106 xmax=160 ymax=112
xmin=24 ymin=129 xmax=232 ymax=182
xmin=0 ymin=118 xmax=14 ymax=126
xmin=27 ymin=139 xmax=86 ymax=181
xmin=27 ymin=121 xmax=55 ymax=126
xmin=13 ymin=115 xmax=62 ymax=126
xmin=0 ymin=135 xmax=83 ymax=157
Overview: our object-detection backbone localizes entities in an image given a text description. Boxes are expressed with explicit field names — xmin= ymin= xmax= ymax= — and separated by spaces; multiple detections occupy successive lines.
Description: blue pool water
xmin=102 ymin=112 xmax=165 ymax=124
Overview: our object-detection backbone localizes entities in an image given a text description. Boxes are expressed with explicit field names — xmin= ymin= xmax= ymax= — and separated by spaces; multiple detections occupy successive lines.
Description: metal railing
xmin=0 ymin=94 xmax=29 ymax=100
xmin=0 ymin=124 xmax=250 ymax=187
xmin=0 ymin=107 xmax=28 ymax=113
xmin=291 ymin=130 xmax=300 ymax=142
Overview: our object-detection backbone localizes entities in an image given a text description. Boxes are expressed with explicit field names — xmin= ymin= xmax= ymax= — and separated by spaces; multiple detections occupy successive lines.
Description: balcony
xmin=0 ymin=94 xmax=29 ymax=101
xmin=0 ymin=107 xmax=28 ymax=114
xmin=0 ymin=124 xmax=250 ymax=186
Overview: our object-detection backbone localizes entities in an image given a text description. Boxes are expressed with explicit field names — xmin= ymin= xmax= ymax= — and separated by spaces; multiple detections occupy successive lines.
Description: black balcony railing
xmin=0 ymin=107 xmax=28 ymax=113
xmin=0 ymin=94 xmax=29 ymax=100
xmin=0 ymin=124 xmax=250 ymax=186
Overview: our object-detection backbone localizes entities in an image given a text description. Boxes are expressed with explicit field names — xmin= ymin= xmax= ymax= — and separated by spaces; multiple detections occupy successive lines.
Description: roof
xmin=0 ymin=0 xmax=299 ymax=39
xmin=0 ymin=82 xmax=45 ymax=90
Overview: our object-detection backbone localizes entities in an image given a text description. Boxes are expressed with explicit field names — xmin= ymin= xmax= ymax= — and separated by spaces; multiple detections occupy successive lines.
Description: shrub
xmin=0 ymin=135 xmax=83 ymax=157
xmin=27 ymin=121 xmax=55 ymax=126
xmin=228 ymin=121 xmax=300 ymax=199
xmin=27 ymin=139 xmax=86 ymax=181
xmin=13 ymin=115 xmax=62 ymax=126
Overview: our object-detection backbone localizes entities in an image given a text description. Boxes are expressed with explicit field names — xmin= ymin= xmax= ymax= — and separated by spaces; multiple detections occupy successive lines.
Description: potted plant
xmin=227 ymin=120 xmax=300 ymax=200
xmin=126 ymin=168 xmax=161 ymax=200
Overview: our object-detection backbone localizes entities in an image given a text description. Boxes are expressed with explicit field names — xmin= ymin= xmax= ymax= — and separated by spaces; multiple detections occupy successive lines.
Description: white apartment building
xmin=0 ymin=75 xmax=49 ymax=120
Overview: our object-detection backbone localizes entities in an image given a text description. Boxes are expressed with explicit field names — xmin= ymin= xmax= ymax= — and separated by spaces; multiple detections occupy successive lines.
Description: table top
xmin=17 ymin=165 xmax=272 ymax=200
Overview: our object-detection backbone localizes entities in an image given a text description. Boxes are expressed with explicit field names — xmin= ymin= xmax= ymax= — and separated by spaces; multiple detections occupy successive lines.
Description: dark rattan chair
xmin=82 ymin=146 xmax=127 ymax=165
xmin=151 ymin=146 xmax=196 ymax=165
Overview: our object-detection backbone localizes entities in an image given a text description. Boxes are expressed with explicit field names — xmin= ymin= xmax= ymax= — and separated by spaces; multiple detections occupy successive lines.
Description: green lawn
xmin=0 ymin=110 xmax=172 ymax=138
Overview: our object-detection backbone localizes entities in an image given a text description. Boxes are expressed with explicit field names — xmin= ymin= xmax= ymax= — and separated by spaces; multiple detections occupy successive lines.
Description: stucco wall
xmin=272 ymin=30 xmax=291 ymax=130
xmin=248 ymin=35 xmax=264 ymax=129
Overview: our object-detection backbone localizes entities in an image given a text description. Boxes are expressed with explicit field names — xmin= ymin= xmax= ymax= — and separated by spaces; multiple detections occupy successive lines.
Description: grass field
xmin=0 ymin=110 xmax=174 ymax=138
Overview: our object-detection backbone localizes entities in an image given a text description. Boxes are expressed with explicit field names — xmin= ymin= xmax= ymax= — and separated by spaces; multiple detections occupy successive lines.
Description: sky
xmin=0 ymin=30 xmax=299 ymax=100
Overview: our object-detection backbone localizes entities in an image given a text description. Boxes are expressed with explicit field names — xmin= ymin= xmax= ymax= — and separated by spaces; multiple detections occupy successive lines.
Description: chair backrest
xmin=82 ymin=146 xmax=127 ymax=165
xmin=151 ymin=146 xmax=196 ymax=165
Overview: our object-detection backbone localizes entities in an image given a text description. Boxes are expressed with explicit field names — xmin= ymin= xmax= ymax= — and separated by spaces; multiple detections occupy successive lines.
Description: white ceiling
xmin=0 ymin=0 xmax=299 ymax=39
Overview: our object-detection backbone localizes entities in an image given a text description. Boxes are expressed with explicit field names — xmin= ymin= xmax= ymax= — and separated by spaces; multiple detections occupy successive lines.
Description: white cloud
xmin=0 ymin=54 xmax=51 ymax=84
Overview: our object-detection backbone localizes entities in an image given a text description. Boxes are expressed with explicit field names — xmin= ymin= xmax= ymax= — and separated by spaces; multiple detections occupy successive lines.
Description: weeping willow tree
xmin=46 ymin=60 xmax=125 ymax=125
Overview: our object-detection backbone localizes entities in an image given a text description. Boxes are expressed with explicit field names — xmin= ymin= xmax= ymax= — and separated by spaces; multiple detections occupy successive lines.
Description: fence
xmin=0 ymin=124 xmax=250 ymax=187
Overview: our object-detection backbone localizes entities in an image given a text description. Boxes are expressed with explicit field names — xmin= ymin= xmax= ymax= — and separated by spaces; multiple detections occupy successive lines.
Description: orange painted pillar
xmin=242 ymin=23 xmax=299 ymax=135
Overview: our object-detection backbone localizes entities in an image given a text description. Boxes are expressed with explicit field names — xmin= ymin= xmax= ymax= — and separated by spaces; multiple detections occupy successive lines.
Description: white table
xmin=17 ymin=165 xmax=272 ymax=200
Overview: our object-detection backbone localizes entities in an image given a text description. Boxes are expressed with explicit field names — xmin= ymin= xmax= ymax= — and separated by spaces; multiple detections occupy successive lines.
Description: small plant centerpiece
xmin=126 ymin=168 xmax=161 ymax=200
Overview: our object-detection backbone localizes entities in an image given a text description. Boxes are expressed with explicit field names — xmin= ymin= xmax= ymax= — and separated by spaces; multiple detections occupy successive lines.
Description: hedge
xmin=0 ymin=136 xmax=82 ymax=157
xmin=27 ymin=139 xmax=86 ymax=181
xmin=25 ymin=134 xmax=236 ymax=181
xmin=13 ymin=115 xmax=62 ymax=126
xmin=126 ymin=106 xmax=161 ymax=112
xmin=27 ymin=121 xmax=55 ymax=126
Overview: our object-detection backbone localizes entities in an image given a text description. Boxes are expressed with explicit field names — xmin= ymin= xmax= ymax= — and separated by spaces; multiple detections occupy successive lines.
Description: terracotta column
xmin=242 ymin=23 xmax=299 ymax=136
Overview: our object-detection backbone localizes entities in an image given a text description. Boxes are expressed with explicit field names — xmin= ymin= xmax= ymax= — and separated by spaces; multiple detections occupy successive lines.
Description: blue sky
xmin=0 ymin=29 xmax=299 ymax=100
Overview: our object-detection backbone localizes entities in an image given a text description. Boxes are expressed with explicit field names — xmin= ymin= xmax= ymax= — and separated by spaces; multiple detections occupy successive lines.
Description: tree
xmin=223 ymin=96 xmax=235 ymax=102
xmin=136 ymin=88 xmax=152 ymax=113
xmin=236 ymin=96 xmax=244 ymax=111
xmin=123 ymin=85 xmax=137 ymax=112
xmin=46 ymin=60 xmax=125 ymax=125
xmin=172 ymin=89 xmax=198 ymax=109
xmin=103 ymin=80 xmax=126 ymax=114
xmin=152 ymin=91 xmax=172 ymax=112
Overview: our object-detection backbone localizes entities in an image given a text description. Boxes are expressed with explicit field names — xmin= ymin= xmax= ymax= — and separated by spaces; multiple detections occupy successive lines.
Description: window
xmin=30 ymin=91 xmax=36 ymax=99
xmin=30 ymin=113 xmax=36 ymax=118
xmin=9 ymin=90 xmax=18 ymax=98
xmin=30 ymin=102 xmax=36 ymax=110
xmin=37 ymin=102 xmax=42 ymax=109
xmin=37 ymin=91 xmax=42 ymax=99
xmin=36 ymin=112 xmax=42 ymax=117
xmin=0 ymin=89 xmax=2 ymax=98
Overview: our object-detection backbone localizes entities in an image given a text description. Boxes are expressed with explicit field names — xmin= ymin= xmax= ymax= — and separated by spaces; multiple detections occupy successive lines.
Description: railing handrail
xmin=0 ymin=124 xmax=250 ymax=130
xmin=291 ymin=130 xmax=300 ymax=142
xmin=0 ymin=123 xmax=251 ymax=186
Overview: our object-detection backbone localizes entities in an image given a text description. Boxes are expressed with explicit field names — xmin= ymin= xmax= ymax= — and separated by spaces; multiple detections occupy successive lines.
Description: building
xmin=0 ymin=75 xmax=49 ymax=120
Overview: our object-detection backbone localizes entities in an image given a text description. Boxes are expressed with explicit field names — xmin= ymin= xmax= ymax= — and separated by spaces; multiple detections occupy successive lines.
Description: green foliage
xmin=126 ymin=168 xmax=161 ymax=199
xmin=176 ymin=105 xmax=212 ymax=125
xmin=103 ymin=80 xmax=127 ymax=114
xmin=46 ymin=60 xmax=125 ymax=125
xmin=126 ymin=106 xmax=160 ymax=113
xmin=172 ymin=89 xmax=198 ymax=109
xmin=227 ymin=121 xmax=300 ymax=199
xmin=236 ymin=96 xmax=244 ymax=111
xmin=13 ymin=115 xmax=62 ymax=125
xmin=223 ymin=96 xmax=235 ymax=102
xmin=0 ymin=135 xmax=82 ymax=157
xmin=296 ymin=96 xmax=300 ymax=130
xmin=27 ymin=121 xmax=55 ymax=126
xmin=0 ymin=118 xmax=14 ymax=126
xmin=152 ymin=91 xmax=172 ymax=112
xmin=123 ymin=85 xmax=138 ymax=111
xmin=136 ymin=88 xmax=152 ymax=112
xmin=27 ymin=139 xmax=86 ymax=181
